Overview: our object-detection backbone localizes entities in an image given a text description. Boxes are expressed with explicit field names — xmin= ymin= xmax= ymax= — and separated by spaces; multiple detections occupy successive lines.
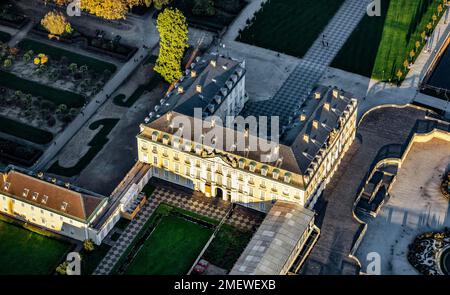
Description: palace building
xmin=0 ymin=166 xmax=108 ymax=243
xmin=137 ymin=76 xmax=358 ymax=213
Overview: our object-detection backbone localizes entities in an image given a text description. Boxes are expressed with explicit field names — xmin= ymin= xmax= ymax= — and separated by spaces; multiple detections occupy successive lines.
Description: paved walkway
xmin=301 ymin=106 xmax=428 ymax=275
xmin=7 ymin=19 xmax=34 ymax=47
xmin=241 ymin=0 xmax=371 ymax=129
xmin=356 ymin=138 xmax=450 ymax=275
xmin=93 ymin=185 xmax=263 ymax=275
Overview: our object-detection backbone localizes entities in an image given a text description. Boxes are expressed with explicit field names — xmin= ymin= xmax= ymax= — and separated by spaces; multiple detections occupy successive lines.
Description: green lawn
xmin=0 ymin=115 xmax=54 ymax=144
xmin=19 ymin=39 xmax=117 ymax=74
xmin=0 ymin=219 xmax=72 ymax=275
xmin=332 ymin=0 xmax=444 ymax=81
xmin=47 ymin=118 xmax=119 ymax=177
xmin=237 ymin=0 xmax=344 ymax=57
xmin=0 ymin=71 xmax=86 ymax=108
xmin=125 ymin=214 xmax=212 ymax=275
xmin=203 ymin=225 xmax=253 ymax=271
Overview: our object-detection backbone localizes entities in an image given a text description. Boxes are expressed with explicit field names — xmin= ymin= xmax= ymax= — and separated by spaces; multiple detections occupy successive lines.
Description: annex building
xmin=0 ymin=166 xmax=108 ymax=243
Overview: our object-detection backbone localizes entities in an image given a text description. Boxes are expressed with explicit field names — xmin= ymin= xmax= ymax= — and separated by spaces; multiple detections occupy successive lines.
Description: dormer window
xmin=249 ymin=161 xmax=256 ymax=172
xmin=61 ymin=202 xmax=68 ymax=211
xmin=22 ymin=188 xmax=29 ymax=198
xmin=272 ymin=169 xmax=280 ymax=180
xmin=151 ymin=131 xmax=159 ymax=141
xmin=42 ymin=195 xmax=48 ymax=204
xmin=284 ymin=173 xmax=292 ymax=184
xmin=261 ymin=165 xmax=268 ymax=176
xmin=238 ymin=159 xmax=245 ymax=169
xmin=32 ymin=192 xmax=39 ymax=201
xmin=162 ymin=134 xmax=170 ymax=145
xmin=3 ymin=182 xmax=10 ymax=191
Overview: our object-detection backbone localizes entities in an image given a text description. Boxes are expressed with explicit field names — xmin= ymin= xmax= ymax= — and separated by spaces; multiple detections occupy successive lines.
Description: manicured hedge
xmin=0 ymin=71 xmax=86 ymax=108
xmin=0 ymin=116 xmax=53 ymax=145
xmin=47 ymin=118 xmax=119 ymax=177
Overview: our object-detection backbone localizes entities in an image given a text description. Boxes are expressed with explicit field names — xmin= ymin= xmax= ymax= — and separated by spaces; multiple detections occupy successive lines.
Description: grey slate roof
xmin=229 ymin=201 xmax=315 ymax=275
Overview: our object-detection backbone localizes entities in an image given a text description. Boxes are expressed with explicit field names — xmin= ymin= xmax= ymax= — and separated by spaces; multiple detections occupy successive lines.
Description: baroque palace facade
xmin=137 ymin=54 xmax=358 ymax=212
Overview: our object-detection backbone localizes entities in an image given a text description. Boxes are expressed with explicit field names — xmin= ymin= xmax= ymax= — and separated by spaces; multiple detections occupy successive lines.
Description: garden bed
xmin=164 ymin=0 xmax=247 ymax=32
xmin=0 ymin=70 xmax=86 ymax=108
xmin=0 ymin=137 xmax=42 ymax=167
xmin=0 ymin=115 xmax=53 ymax=145
xmin=0 ymin=2 xmax=29 ymax=29
xmin=31 ymin=24 xmax=138 ymax=62
xmin=19 ymin=39 xmax=117 ymax=74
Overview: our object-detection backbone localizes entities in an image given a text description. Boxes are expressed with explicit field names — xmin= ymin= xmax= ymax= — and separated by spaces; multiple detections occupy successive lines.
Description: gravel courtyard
xmin=356 ymin=138 xmax=450 ymax=274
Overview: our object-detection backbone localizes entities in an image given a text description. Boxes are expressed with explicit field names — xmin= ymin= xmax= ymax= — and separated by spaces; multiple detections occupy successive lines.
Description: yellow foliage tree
xmin=80 ymin=0 xmax=147 ymax=20
xmin=154 ymin=8 xmax=188 ymax=83
xmin=41 ymin=11 xmax=72 ymax=37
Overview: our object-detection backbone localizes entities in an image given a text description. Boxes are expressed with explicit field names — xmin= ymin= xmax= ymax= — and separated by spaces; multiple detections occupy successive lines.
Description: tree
xmin=403 ymin=59 xmax=409 ymax=70
xmin=409 ymin=49 xmax=415 ymax=61
xmin=41 ymin=11 xmax=72 ymax=38
xmin=79 ymin=0 xmax=148 ymax=20
xmin=421 ymin=30 xmax=427 ymax=42
xmin=83 ymin=239 xmax=95 ymax=252
xmin=56 ymin=261 xmax=68 ymax=275
xmin=438 ymin=4 xmax=443 ymax=16
xmin=154 ymin=8 xmax=188 ymax=83
xmin=415 ymin=40 xmax=421 ymax=52
xmin=154 ymin=0 xmax=172 ymax=10
xmin=432 ymin=14 xmax=438 ymax=24
xmin=395 ymin=69 xmax=403 ymax=81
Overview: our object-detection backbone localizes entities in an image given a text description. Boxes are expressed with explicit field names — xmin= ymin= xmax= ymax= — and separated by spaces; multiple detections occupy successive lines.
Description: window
xmin=3 ymin=182 xmax=10 ymax=191
xmin=42 ymin=195 xmax=48 ymax=204
xmin=153 ymin=156 xmax=158 ymax=165
xmin=32 ymin=192 xmax=39 ymax=201
xmin=61 ymin=202 xmax=68 ymax=211
xmin=22 ymin=188 xmax=30 ymax=198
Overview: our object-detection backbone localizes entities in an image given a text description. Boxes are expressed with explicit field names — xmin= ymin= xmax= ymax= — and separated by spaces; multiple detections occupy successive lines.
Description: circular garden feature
xmin=408 ymin=230 xmax=450 ymax=275
xmin=440 ymin=247 xmax=450 ymax=275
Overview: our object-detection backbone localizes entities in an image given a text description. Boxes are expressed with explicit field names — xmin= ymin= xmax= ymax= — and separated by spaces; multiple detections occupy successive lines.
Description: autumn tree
xmin=154 ymin=8 xmax=188 ymax=83
xmin=41 ymin=11 xmax=72 ymax=38
xmin=154 ymin=0 xmax=172 ymax=10
xmin=79 ymin=0 xmax=149 ymax=20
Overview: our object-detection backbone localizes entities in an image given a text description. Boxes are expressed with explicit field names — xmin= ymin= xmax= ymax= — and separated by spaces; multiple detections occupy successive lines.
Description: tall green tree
xmin=154 ymin=8 xmax=188 ymax=83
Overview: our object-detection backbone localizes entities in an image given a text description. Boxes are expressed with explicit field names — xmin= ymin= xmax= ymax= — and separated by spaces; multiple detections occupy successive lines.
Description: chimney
xmin=303 ymin=134 xmax=309 ymax=142
xmin=332 ymin=89 xmax=339 ymax=98
xmin=312 ymin=120 xmax=319 ymax=129
xmin=196 ymin=85 xmax=202 ymax=93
